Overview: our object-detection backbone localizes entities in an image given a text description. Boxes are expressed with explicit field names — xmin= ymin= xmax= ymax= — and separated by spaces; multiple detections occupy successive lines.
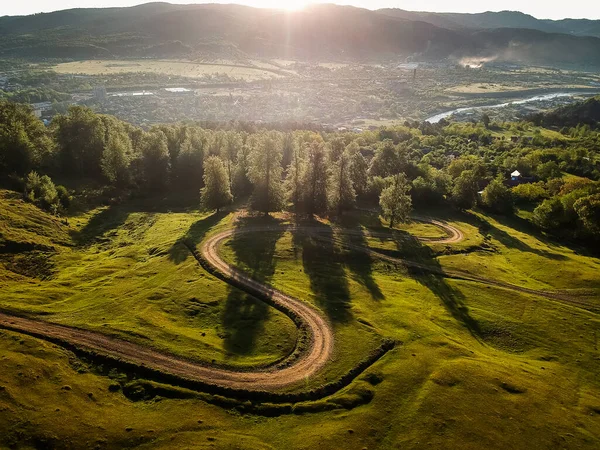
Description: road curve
xmin=0 ymin=216 xmax=587 ymax=394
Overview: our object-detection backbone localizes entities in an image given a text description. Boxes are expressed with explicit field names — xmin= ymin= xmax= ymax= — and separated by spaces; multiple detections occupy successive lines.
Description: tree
xmin=248 ymin=132 xmax=285 ymax=215
xmin=222 ymin=131 xmax=242 ymax=190
xmin=284 ymin=138 xmax=305 ymax=214
xmin=201 ymin=156 xmax=232 ymax=213
xmin=412 ymin=166 xmax=451 ymax=204
xmin=481 ymin=177 xmax=514 ymax=214
xmin=173 ymin=129 xmax=206 ymax=190
xmin=140 ymin=131 xmax=170 ymax=191
xmin=349 ymin=147 xmax=369 ymax=198
xmin=452 ymin=169 xmax=480 ymax=209
xmin=301 ymin=139 xmax=329 ymax=216
xmin=53 ymin=106 xmax=107 ymax=178
xmin=232 ymin=143 xmax=253 ymax=199
xmin=369 ymin=139 xmax=400 ymax=178
xmin=101 ymin=131 xmax=131 ymax=186
xmin=380 ymin=173 xmax=412 ymax=229
xmin=329 ymin=151 xmax=356 ymax=215
xmin=536 ymin=161 xmax=562 ymax=181
xmin=574 ymin=194 xmax=600 ymax=236
xmin=533 ymin=197 xmax=566 ymax=230
xmin=0 ymin=101 xmax=53 ymax=176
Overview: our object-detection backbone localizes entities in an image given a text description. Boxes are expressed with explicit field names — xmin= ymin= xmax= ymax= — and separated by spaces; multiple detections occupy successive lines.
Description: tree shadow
xmin=410 ymin=268 xmax=482 ymax=338
xmin=369 ymin=226 xmax=482 ymax=338
xmin=399 ymin=233 xmax=482 ymax=337
xmin=222 ymin=214 xmax=286 ymax=356
xmin=221 ymin=289 xmax=270 ymax=356
xmin=336 ymin=214 xmax=384 ymax=301
xmin=168 ymin=211 xmax=227 ymax=265
xmin=467 ymin=212 xmax=569 ymax=261
xmin=71 ymin=205 xmax=130 ymax=246
xmin=292 ymin=219 xmax=353 ymax=323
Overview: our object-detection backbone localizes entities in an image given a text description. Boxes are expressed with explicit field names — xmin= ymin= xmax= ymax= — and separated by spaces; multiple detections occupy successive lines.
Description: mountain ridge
xmin=1 ymin=3 xmax=599 ymax=68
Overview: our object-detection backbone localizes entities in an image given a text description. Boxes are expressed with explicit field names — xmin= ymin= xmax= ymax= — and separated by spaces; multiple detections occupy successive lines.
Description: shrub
xmin=24 ymin=171 xmax=62 ymax=214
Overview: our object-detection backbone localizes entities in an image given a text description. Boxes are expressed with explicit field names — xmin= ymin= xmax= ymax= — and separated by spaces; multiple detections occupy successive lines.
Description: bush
xmin=56 ymin=185 xmax=71 ymax=210
xmin=24 ymin=171 xmax=62 ymax=214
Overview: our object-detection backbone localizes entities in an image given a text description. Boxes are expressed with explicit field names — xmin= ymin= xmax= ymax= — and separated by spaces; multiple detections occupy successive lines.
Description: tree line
xmin=1 ymin=100 xmax=599 ymax=242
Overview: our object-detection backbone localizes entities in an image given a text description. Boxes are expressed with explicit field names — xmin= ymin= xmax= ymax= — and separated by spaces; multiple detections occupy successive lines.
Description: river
xmin=425 ymin=92 xmax=586 ymax=124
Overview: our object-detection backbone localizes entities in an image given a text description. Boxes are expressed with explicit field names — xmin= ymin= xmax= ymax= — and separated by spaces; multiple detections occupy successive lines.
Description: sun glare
xmin=249 ymin=1 xmax=312 ymax=11
xmin=278 ymin=1 xmax=310 ymax=11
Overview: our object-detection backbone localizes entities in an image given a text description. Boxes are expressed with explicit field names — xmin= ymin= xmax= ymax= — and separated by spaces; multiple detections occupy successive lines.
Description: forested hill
xmin=379 ymin=9 xmax=600 ymax=39
xmin=531 ymin=96 xmax=600 ymax=128
xmin=1 ymin=3 xmax=600 ymax=67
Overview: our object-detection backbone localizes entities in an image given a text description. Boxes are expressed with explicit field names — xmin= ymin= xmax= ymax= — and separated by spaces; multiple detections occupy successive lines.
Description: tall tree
xmin=248 ymin=132 xmax=284 ymax=215
xmin=53 ymin=106 xmax=106 ymax=178
xmin=302 ymin=139 xmax=328 ymax=217
xmin=140 ymin=130 xmax=170 ymax=191
xmin=101 ymin=131 xmax=131 ymax=187
xmin=174 ymin=129 xmax=206 ymax=190
xmin=232 ymin=143 xmax=253 ymax=199
xmin=349 ymin=147 xmax=368 ymax=198
xmin=284 ymin=138 xmax=305 ymax=214
xmin=369 ymin=139 xmax=401 ymax=178
xmin=0 ymin=101 xmax=53 ymax=176
xmin=201 ymin=156 xmax=232 ymax=213
xmin=380 ymin=173 xmax=412 ymax=229
xmin=222 ymin=131 xmax=242 ymax=191
xmin=329 ymin=151 xmax=356 ymax=215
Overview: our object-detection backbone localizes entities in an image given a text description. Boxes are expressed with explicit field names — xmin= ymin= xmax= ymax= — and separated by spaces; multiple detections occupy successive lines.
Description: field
xmin=53 ymin=60 xmax=288 ymax=81
xmin=1 ymin=190 xmax=600 ymax=448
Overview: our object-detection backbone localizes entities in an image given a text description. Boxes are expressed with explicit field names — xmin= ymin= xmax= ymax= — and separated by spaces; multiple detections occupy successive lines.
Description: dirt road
xmin=0 ymin=217 xmax=590 ymax=394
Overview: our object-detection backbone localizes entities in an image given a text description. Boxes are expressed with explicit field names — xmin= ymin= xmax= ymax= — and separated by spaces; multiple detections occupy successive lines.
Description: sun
xmin=279 ymin=1 xmax=310 ymax=11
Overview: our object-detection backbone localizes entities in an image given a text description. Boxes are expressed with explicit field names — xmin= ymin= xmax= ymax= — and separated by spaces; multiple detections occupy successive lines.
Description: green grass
xmin=1 ymin=192 xmax=600 ymax=449
xmin=0 ymin=192 xmax=297 ymax=369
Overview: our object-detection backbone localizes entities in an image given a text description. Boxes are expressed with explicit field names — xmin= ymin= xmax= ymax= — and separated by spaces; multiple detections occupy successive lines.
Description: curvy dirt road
xmin=0 ymin=216 xmax=588 ymax=394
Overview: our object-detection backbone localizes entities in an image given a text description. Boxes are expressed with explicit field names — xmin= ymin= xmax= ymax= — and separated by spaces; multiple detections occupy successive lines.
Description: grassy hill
xmin=1 ymin=3 xmax=600 ymax=67
xmin=1 ymin=191 xmax=599 ymax=448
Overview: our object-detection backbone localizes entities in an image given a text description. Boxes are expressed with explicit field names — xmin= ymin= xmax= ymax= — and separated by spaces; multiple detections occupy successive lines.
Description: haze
xmin=2 ymin=0 xmax=599 ymax=20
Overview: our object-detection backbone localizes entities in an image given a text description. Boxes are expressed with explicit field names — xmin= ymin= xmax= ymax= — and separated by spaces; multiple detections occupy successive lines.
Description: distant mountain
xmin=378 ymin=9 xmax=600 ymax=38
xmin=1 ymin=3 xmax=600 ymax=68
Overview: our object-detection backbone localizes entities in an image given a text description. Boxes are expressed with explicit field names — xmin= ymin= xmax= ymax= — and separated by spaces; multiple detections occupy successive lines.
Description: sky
xmin=1 ymin=1 xmax=599 ymax=20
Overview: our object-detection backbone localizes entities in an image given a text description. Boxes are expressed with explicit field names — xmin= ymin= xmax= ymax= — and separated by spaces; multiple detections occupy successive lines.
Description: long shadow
xmin=467 ymin=212 xmax=569 ymax=261
xmin=361 ymin=216 xmax=482 ymax=338
xmin=292 ymin=219 xmax=353 ymax=323
xmin=222 ymin=215 xmax=286 ymax=356
xmin=168 ymin=211 xmax=227 ymax=265
xmin=71 ymin=205 xmax=130 ymax=246
xmin=337 ymin=213 xmax=384 ymax=301
xmin=402 ymin=236 xmax=483 ymax=338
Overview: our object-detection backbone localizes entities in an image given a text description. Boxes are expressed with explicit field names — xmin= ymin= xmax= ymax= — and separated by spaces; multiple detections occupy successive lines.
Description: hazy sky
xmin=1 ymin=1 xmax=599 ymax=20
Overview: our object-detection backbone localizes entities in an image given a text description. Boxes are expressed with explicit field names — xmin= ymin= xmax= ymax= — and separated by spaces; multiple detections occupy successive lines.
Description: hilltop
xmin=1 ymin=3 xmax=600 ymax=67
xmin=379 ymin=9 xmax=600 ymax=38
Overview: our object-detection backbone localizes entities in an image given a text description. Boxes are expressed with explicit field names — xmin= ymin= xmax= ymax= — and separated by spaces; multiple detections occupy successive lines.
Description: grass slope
xmin=0 ymin=193 xmax=599 ymax=449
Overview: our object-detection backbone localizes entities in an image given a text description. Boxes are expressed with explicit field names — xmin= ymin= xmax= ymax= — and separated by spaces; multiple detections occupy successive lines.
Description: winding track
xmin=0 ymin=216 xmax=590 ymax=393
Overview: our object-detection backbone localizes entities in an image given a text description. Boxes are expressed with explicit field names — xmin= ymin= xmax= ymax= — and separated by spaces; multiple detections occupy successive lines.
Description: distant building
xmin=507 ymin=170 xmax=535 ymax=187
